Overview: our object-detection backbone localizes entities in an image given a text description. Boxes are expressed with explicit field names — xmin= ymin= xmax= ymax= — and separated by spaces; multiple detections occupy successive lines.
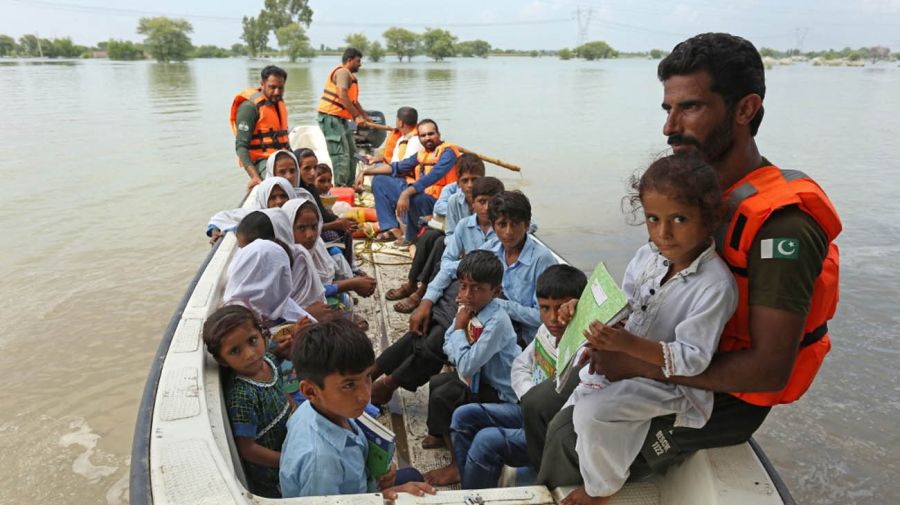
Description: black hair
xmin=237 ymin=211 xmax=275 ymax=243
xmin=342 ymin=47 xmax=363 ymax=63
xmin=471 ymin=176 xmax=504 ymax=200
xmin=488 ymin=190 xmax=531 ymax=224
xmin=456 ymin=153 xmax=486 ymax=178
xmin=235 ymin=211 xmax=295 ymax=268
xmin=418 ymin=118 xmax=439 ymax=133
xmin=456 ymin=250 xmax=503 ymax=287
xmin=315 ymin=163 xmax=332 ymax=176
xmin=291 ymin=319 xmax=374 ymax=388
xmin=292 ymin=148 xmax=317 ymax=162
xmin=296 ymin=201 xmax=320 ymax=221
xmin=202 ymin=304 xmax=266 ymax=360
xmin=658 ymin=33 xmax=765 ymax=136
xmin=260 ymin=65 xmax=287 ymax=81
xmin=536 ymin=264 xmax=587 ymax=301
xmin=396 ymin=106 xmax=418 ymax=126
xmin=625 ymin=154 xmax=724 ymax=233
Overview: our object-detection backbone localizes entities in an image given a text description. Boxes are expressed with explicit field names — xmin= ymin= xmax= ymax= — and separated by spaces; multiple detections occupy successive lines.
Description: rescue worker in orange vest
xmin=366 ymin=119 xmax=459 ymax=247
xmin=231 ymin=65 xmax=290 ymax=191
xmin=354 ymin=106 xmax=421 ymax=192
xmin=316 ymin=47 xmax=369 ymax=188
xmin=523 ymin=32 xmax=842 ymax=497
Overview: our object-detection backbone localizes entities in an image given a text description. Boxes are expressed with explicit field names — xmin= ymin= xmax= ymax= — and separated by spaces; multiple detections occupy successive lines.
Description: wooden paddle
xmin=362 ymin=121 xmax=522 ymax=172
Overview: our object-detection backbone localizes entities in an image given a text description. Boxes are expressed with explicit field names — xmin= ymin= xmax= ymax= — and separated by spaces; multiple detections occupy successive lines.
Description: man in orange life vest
xmin=523 ymin=32 xmax=842 ymax=496
xmin=354 ymin=106 xmax=421 ymax=192
xmin=367 ymin=119 xmax=459 ymax=247
xmin=317 ymin=47 xmax=369 ymax=188
xmin=230 ymin=65 xmax=290 ymax=190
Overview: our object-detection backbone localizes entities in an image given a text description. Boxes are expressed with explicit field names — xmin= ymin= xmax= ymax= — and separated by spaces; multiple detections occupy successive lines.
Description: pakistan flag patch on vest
xmin=760 ymin=238 xmax=799 ymax=259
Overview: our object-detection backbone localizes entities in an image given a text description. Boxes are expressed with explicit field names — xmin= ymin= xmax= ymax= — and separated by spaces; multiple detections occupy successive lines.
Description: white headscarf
xmin=282 ymin=192 xmax=338 ymax=286
xmin=224 ymin=239 xmax=312 ymax=323
xmin=253 ymin=176 xmax=296 ymax=210
xmin=262 ymin=206 xmax=326 ymax=307
xmin=264 ymin=150 xmax=303 ymax=194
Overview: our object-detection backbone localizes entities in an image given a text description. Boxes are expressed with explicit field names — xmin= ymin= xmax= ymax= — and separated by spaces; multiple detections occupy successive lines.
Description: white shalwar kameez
xmin=569 ymin=242 xmax=737 ymax=497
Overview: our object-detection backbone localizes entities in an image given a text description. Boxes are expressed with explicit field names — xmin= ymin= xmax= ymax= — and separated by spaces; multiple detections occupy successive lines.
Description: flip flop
xmin=385 ymin=283 xmax=417 ymax=301
xmin=393 ymin=293 xmax=422 ymax=314
xmin=391 ymin=238 xmax=413 ymax=250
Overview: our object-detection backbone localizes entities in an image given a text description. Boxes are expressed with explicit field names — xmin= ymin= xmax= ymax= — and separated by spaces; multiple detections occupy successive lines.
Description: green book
xmin=357 ymin=412 xmax=396 ymax=479
xmin=555 ymin=262 xmax=630 ymax=392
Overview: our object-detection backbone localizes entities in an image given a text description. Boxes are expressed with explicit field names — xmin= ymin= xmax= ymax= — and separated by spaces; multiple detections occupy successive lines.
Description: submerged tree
xmin=276 ymin=23 xmax=315 ymax=62
xmin=344 ymin=32 xmax=369 ymax=53
xmin=421 ymin=28 xmax=456 ymax=61
xmin=457 ymin=39 xmax=491 ymax=58
xmin=0 ymin=34 xmax=16 ymax=56
xmin=368 ymin=41 xmax=385 ymax=62
xmin=107 ymin=39 xmax=144 ymax=60
xmin=241 ymin=16 xmax=269 ymax=57
xmin=383 ymin=27 xmax=419 ymax=62
xmin=574 ymin=40 xmax=618 ymax=60
xmin=137 ymin=17 xmax=193 ymax=62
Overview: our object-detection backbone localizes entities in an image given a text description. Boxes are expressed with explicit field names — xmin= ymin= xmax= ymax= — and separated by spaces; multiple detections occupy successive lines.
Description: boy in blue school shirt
xmin=420 ymin=250 xmax=521 ymax=483
xmin=370 ymin=178 xmax=506 ymax=405
xmin=279 ymin=320 xmax=435 ymax=499
xmin=443 ymin=265 xmax=588 ymax=487
xmin=480 ymin=190 xmax=558 ymax=346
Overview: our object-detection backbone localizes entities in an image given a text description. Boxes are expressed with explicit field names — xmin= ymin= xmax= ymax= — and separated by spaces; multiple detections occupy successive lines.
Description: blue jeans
xmin=371 ymin=175 xmax=436 ymax=242
xmin=450 ymin=402 xmax=531 ymax=489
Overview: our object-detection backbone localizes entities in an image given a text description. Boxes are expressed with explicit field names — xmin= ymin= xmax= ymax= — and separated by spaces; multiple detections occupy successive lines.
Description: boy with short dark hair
xmin=421 ymin=250 xmax=521 ymax=483
xmin=279 ymin=320 xmax=435 ymax=499
xmin=439 ymin=265 xmax=588 ymax=487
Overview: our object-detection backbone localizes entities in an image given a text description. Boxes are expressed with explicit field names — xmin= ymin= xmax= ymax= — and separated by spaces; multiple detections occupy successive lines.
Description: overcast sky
xmin=3 ymin=0 xmax=900 ymax=52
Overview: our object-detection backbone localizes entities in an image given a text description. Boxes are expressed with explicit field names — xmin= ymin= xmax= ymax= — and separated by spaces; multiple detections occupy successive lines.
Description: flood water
xmin=0 ymin=56 xmax=897 ymax=504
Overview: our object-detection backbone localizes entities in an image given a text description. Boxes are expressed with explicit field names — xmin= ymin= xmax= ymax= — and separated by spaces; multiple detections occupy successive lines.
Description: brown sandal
xmin=393 ymin=292 xmax=422 ymax=314
xmin=385 ymin=282 xmax=416 ymax=301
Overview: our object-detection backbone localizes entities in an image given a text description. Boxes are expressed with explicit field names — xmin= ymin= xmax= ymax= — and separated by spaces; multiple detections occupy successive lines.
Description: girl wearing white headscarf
xmin=260 ymin=208 xmax=327 ymax=310
xmin=223 ymin=239 xmax=313 ymax=323
xmin=282 ymin=193 xmax=376 ymax=304
xmin=206 ymin=177 xmax=296 ymax=240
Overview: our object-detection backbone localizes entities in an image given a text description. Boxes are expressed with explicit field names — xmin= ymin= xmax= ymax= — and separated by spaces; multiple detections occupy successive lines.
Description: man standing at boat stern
xmin=231 ymin=65 xmax=290 ymax=190
xmin=317 ymin=47 xmax=369 ymax=187
xmin=523 ymin=32 xmax=842 ymax=491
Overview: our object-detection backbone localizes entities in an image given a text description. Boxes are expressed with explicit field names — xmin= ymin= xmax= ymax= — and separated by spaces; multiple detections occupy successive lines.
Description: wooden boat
xmin=130 ymin=127 xmax=798 ymax=505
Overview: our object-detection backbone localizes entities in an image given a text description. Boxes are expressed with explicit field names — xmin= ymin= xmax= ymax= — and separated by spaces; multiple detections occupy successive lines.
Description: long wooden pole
xmin=362 ymin=121 xmax=522 ymax=173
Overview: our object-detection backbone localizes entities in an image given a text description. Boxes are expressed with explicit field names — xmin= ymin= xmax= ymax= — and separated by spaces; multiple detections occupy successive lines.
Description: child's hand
xmin=383 ymin=481 xmax=436 ymax=500
xmin=453 ymin=303 xmax=476 ymax=330
xmin=209 ymin=228 xmax=223 ymax=246
xmin=272 ymin=336 xmax=294 ymax=359
xmin=558 ymin=299 xmax=578 ymax=325
xmin=583 ymin=320 xmax=634 ymax=353
xmin=304 ymin=302 xmax=335 ymax=323
xmin=377 ymin=463 xmax=398 ymax=491
xmin=353 ymin=276 xmax=377 ymax=297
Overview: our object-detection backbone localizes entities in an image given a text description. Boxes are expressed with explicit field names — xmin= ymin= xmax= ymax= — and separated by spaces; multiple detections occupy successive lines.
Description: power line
xmin=3 ymin=0 xmax=571 ymax=28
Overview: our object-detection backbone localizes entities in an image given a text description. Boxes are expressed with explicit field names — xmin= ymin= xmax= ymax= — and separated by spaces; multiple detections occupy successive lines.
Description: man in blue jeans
xmin=440 ymin=265 xmax=587 ymax=487
xmin=368 ymin=119 xmax=460 ymax=247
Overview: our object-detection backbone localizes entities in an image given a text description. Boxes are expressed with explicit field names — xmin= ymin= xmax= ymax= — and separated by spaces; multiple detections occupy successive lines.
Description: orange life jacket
xmin=405 ymin=142 xmax=460 ymax=199
xmin=317 ymin=65 xmax=360 ymax=120
xmin=229 ymin=87 xmax=290 ymax=164
xmin=382 ymin=126 xmax=418 ymax=164
xmin=717 ymin=165 xmax=841 ymax=407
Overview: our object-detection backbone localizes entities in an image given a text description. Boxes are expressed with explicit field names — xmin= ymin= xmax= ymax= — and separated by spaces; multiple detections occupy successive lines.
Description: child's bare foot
xmin=560 ymin=486 xmax=611 ymax=505
xmin=420 ymin=434 xmax=446 ymax=449
xmin=423 ymin=464 xmax=460 ymax=486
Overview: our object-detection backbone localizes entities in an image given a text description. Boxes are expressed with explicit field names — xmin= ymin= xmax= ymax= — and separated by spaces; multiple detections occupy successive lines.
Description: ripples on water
xmin=0 ymin=57 xmax=897 ymax=504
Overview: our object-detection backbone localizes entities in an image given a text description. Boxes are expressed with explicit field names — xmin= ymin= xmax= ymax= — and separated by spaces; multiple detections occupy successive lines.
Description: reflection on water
xmin=0 ymin=56 xmax=898 ymax=505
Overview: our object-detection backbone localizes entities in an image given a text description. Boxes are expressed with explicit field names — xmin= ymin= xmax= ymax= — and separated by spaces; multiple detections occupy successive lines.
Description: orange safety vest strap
xmin=231 ymin=87 xmax=290 ymax=163
xmin=317 ymin=66 xmax=359 ymax=120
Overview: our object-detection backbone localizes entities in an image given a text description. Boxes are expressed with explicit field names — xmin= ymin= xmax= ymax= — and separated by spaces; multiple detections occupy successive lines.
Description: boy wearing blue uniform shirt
xmin=279 ymin=320 xmax=435 ymax=499
xmin=430 ymin=265 xmax=588 ymax=487
xmin=370 ymin=178 xmax=506 ymax=405
xmin=480 ymin=190 xmax=558 ymax=346
xmin=421 ymin=250 xmax=521 ymax=482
